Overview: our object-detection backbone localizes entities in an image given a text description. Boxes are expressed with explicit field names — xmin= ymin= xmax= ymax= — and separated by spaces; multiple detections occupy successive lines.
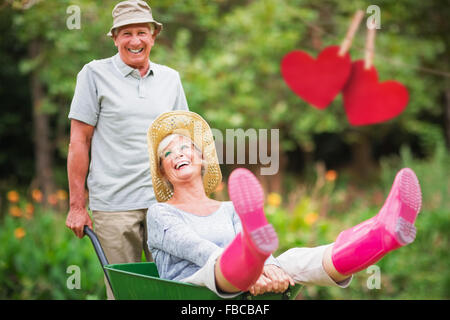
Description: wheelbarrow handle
xmin=83 ymin=225 xmax=113 ymax=293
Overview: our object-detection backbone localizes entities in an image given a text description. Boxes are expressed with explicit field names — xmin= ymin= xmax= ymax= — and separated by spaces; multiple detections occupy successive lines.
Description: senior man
xmin=66 ymin=0 xmax=188 ymax=299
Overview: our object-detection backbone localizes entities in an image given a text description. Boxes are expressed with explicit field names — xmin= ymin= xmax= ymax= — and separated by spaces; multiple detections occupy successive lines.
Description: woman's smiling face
xmin=160 ymin=135 xmax=203 ymax=185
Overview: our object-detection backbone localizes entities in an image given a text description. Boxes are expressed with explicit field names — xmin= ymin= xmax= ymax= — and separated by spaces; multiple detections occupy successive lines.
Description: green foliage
xmin=0 ymin=147 xmax=448 ymax=300
xmin=0 ymin=209 xmax=105 ymax=299
xmin=266 ymin=146 xmax=449 ymax=299
xmin=158 ymin=0 xmax=447 ymax=157
xmin=380 ymin=143 xmax=449 ymax=213
xmin=0 ymin=0 xmax=449 ymax=300
xmin=1 ymin=0 xmax=448 ymax=185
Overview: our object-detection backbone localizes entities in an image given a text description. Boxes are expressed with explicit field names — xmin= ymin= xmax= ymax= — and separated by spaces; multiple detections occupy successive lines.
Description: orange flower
xmin=14 ymin=227 xmax=26 ymax=239
xmin=267 ymin=192 xmax=282 ymax=208
xmin=47 ymin=193 xmax=58 ymax=206
xmin=7 ymin=190 xmax=20 ymax=203
xmin=9 ymin=205 xmax=22 ymax=217
xmin=57 ymin=189 xmax=68 ymax=201
xmin=304 ymin=212 xmax=319 ymax=226
xmin=31 ymin=189 xmax=43 ymax=203
xmin=25 ymin=203 xmax=34 ymax=219
xmin=25 ymin=203 xmax=34 ymax=214
xmin=325 ymin=170 xmax=338 ymax=182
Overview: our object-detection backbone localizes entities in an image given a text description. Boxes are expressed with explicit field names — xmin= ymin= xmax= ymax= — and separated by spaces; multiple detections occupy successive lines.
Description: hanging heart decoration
xmin=281 ymin=46 xmax=351 ymax=109
xmin=342 ymin=60 xmax=409 ymax=126
xmin=280 ymin=10 xmax=364 ymax=110
xmin=343 ymin=24 xmax=409 ymax=126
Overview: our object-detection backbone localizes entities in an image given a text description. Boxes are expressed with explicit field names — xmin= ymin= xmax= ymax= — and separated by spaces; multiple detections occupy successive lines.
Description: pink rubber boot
xmin=331 ymin=168 xmax=422 ymax=275
xmin=220 ymin=168 xmax=279 ymax=291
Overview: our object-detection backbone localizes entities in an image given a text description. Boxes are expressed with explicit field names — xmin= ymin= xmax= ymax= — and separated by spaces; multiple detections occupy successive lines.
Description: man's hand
xmin=248 ymin=265 xmax=295 ymax=296
xmin=66 ymin=207 xmax=93 ymax=238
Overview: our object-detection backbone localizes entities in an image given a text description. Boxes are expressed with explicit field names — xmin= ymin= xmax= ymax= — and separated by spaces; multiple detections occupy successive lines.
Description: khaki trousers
xmin=92 ymin=209 xmax=152 ymax=300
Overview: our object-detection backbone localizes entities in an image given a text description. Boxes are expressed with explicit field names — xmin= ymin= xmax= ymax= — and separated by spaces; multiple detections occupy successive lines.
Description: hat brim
xmin=147 ymin=111 xmax=222 ymax=202
xmin=107 ymin=18 xmax=163 ymax=37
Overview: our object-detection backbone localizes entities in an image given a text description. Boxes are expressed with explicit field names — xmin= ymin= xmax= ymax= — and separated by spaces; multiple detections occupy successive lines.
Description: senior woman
xmin=146 ymin=111 xmax=422 ymax=298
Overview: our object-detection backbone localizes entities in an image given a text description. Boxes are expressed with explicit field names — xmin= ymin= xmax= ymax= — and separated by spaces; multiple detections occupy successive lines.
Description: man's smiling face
xmin=113 ymin=23 xmax=155 ymax=71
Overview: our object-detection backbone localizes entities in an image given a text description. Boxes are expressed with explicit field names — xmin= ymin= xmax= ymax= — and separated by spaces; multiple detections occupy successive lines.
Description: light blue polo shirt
xmin=68 ymin=53 xmax=189 ymax=211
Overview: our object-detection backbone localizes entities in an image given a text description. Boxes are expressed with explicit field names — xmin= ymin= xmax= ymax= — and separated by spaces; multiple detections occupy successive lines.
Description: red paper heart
xmin=281 ymin=46 xmax=351 ymax=109
xmin=343 ymin=60 xmax=409 ymax=126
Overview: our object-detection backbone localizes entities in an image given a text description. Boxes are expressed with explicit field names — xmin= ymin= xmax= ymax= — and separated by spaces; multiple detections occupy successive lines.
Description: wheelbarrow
xmin=84 ymin=226 xmax=303 ymax=300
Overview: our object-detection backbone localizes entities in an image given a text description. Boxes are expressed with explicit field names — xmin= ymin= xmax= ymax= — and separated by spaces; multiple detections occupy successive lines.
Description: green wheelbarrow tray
xmin=84 ymin=226 xmax=302 ymax=300
xmin=105 ymin=262 xmax=302 ymax=300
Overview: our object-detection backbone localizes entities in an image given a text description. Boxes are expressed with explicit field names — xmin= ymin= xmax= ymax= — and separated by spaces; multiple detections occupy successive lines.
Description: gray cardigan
xmin=147 ymin=201 xmax=280 ymax=282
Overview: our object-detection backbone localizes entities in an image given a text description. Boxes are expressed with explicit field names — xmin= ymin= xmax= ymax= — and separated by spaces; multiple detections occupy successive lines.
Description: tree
xmin=0 ymin=0 xmax=447 ymax=199
xmin=8 ymin=0 xmax=116 ymax=202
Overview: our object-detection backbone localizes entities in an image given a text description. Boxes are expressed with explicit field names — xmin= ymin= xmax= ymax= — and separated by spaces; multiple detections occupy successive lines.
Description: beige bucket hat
xmin=147 ymin=111 xmax=222 ymax=202
xmin=107 ymin=0 xmax=163 ymax=37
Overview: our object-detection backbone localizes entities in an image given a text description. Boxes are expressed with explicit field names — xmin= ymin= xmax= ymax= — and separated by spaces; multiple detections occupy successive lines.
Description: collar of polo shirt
xmin=113 ymin=53 xmax=156 ymax=79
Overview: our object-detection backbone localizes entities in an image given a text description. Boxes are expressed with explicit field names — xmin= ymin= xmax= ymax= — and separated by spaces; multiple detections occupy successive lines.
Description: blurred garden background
xmin=0 ymin=0 xmax=448 ymax=299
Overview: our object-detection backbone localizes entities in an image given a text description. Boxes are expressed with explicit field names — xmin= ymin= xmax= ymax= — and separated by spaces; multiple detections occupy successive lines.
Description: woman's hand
xmin=248 ymin=265 xmax=295 ymax=296
xmin=248 ymin=273 xmax=272 ymax=296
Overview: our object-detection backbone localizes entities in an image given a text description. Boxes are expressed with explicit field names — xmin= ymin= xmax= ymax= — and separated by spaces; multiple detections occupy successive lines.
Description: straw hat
xmin=107 ymin=0 xmax=163 ymax=37
xmin=147 ymin=111 xmax=222 ymax=202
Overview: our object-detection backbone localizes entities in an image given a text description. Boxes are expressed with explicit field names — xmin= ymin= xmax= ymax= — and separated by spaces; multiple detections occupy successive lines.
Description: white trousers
xmin=182 ymin=243 xmax=353 ymax=299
